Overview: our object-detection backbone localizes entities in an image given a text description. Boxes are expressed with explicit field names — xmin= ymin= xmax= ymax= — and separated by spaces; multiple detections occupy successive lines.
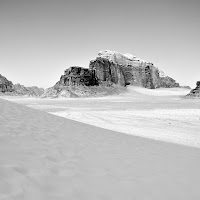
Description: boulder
xmin=186 ymin=81 xmax=200 ymax=98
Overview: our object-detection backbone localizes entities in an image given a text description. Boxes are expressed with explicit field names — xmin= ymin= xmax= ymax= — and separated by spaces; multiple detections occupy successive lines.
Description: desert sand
xmin=4 ymin=86 xmax=200 ymax=148
xmin=1 ymin=87 xmax=200 ymax=199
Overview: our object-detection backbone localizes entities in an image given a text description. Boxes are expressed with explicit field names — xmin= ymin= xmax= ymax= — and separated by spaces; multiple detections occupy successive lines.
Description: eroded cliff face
xmin=89 ymin=58 xmax=125 ymax=86
xmin=186 ymin=81 xmax=200 ymax=98
xmin=55 ymin=66 xmax=98 ymax=87
xmin=89 ymin=51 xmax=160 ymax=89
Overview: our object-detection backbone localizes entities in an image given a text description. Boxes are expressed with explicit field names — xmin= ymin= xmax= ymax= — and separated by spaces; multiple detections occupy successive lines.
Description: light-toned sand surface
xmin=4 ymin=86 xmax=200 ymax=148
xmin=1 ymin=97 xmax=200 ymax=199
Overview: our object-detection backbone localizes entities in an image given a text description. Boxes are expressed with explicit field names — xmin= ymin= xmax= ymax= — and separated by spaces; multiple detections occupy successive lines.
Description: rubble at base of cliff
xmin=41 ymin=85 xmax=126 ymax=98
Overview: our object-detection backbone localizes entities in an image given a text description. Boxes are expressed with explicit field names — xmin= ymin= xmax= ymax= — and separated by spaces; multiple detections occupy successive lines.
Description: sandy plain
xmin=1 ymin=86 xmax=200 ymax=199
xmin=4 ymin=86 xmax=200 ymax=148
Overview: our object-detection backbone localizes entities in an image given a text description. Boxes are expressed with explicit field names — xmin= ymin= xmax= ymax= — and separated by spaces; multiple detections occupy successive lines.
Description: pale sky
xmin=0 ymin=0 xmax=199 ymax=88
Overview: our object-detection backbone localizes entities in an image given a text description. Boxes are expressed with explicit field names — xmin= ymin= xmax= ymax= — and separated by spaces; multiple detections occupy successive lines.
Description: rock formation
xmin=90 ymin=50 xmax=179 ymax=89
xmin=55 ymin=50 xmax=180 ymax=91
xmin=13 ymin=84 xmax=44 ymax=97
xmin=0 ymin=74 xmax=44 ymax=97
xmin=41 ymin=85 xmax=126 ymax=98
xmin=26 ymin=86 xmax=45 ymax=97
xmin=55 ymin=66 xmax=98 ymax=87
xmin=89 ymin=50 xmax=161 ymax=89
xmin=186 ymin=81 xmax=200 ymax=98
xmin=0 ymin=74 xmax=14 ymax=93
xmin=159 ymin=76 xmax=180 ymax=88
xmin=89 ymin=57 xmax=125 ymax=86
xmin=90 ymin=50 xmax=181 ymax=89
xmin=41 ymin=86 xmax=78 ymax=98
xmin=1 ymin=50 xmax=183 ymax=98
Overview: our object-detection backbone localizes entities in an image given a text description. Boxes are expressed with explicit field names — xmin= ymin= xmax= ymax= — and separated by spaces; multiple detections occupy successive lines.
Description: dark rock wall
xmin=125 ymin=63 xmax=159 ymax=89
xmin=89 ymin=58 xmax=125 ymax=86
xmin=56 ymin=66 xmax=98 ymax=87
xmin=89 ymin=58 xmax=160 ymax=89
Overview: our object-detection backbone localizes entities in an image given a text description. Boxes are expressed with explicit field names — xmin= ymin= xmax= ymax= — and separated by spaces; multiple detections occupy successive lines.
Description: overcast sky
xmin=0 ymin=0 xmax=199 ymax=88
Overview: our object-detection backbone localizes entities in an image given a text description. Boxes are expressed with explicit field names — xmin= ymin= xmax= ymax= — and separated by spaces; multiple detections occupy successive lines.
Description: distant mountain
xmin=0 ymin=74 xmax=44 ymax=97
xmin=13 ymin=84 xmax=44 ymax=97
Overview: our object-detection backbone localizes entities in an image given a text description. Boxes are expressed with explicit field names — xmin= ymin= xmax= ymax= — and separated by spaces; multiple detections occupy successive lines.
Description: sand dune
xmin=1 ymin=97 xmax=200 ymax=199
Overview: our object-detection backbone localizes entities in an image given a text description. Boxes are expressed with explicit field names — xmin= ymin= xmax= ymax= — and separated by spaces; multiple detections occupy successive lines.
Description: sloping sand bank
xmin=1 ymin=98 xmax=200 ymax=199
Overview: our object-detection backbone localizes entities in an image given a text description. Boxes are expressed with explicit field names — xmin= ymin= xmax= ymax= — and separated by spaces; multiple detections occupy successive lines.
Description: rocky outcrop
xmin=0 ymin=74 xmax=14 ymax=92
xmin=26 ymin=86 xmax=44 ymax=96
xmin=41 ymin=85 xmax=126 ymax=98
xmin=41 ymin=86 xmax=78 ymax=98
xmin=45 ymin=50 xmax=184 ymax=98
xmin=159 ymin=76 xmax=180 ymax=88
xmin=55 ymin=66 xmax=98 ymax=87
xmin=55 ymin=50 xmax=180 ymax=91
xmin=89 ymin=57 xmax=125 ymax=86
xmin=181 ymin=86 xmax=191 ymax=89
xmin=13 ymin=84 xmax=44 ymax=97
xmin=90 ymin=50 xmax=167 ymax=89
xmin=186 ymin=81 xmax=200 ymax=98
